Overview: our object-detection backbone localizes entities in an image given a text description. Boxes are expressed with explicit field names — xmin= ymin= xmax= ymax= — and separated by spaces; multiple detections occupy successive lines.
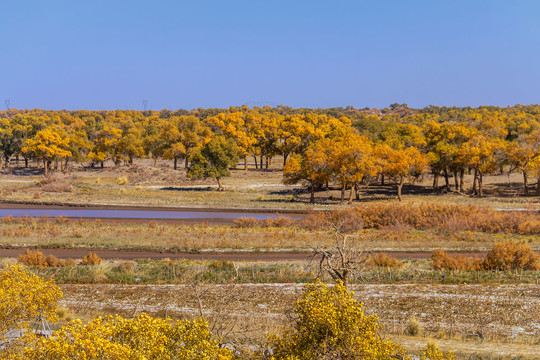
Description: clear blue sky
xmin=1 ymin=0 xmax=539 ymax=110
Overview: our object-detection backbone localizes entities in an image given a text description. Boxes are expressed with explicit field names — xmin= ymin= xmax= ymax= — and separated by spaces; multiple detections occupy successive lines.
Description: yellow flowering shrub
xmin=11 ymin=314 xmax=234 ymax=360
xmin=0 ymin=265 xmax=62 ymax=336
xmin=269 ymin=280 xmax=405 ymax=360
xmin=419 ymin=343 xmax=456 ymax=360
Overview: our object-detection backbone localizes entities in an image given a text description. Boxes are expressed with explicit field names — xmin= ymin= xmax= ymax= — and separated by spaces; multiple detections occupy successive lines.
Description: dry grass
xmin=0 ymin=216 xmax=538 ymax=252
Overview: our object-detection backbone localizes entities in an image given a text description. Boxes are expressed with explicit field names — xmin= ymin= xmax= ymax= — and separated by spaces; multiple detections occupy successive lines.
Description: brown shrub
xmin=366 ymin=253 xmax=404 ymax=268
xmin=431 ymin=241 xmax=540 ymax=271
xmin=430 ymin=249 xmax=482 ymax=271
xmin=37 ymin=176 xmax=72 ymax=192
xmin=81 ymin=252 xmax=102 ymax=266
xmin=18 ymin=249 xmax=76 ymax=268
xmin=234 ymin=216 xmax=295 ymax=228
xmin=481 ymin=240 xmax=540 ymax=271
xmin=235 ymin=203 xmax=540 ymax=235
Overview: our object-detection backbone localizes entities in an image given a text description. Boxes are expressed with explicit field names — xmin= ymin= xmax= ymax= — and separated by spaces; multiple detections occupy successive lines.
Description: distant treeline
xmin=0 ymin=104 xmax=539 ymax=201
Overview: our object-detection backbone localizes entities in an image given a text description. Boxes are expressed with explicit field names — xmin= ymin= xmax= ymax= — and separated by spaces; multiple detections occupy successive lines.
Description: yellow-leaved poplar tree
xmin=21 ymin=129 xmax=72 ymax=175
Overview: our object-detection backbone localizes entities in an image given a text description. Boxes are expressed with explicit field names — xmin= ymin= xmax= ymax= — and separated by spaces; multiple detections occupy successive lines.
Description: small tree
xmin=187 ymin=136 xmax=239 ymax=191
xmin=377 ymin=145 xmax=428 ymax=201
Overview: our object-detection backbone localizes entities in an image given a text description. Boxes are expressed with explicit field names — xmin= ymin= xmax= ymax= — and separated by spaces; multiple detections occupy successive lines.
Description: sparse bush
xmin=18 ymin=249 xmax=76 ymax=268
xmin=234 ymin=216 xmax=295 ymax=228
xmin=118 ymin=261 xmax=134 ymax=272
xmin=208 ymin=260 xmax=234 ymax=270
xmin=81 ymin=252 xmax=102 ymax=266
xmin=430 ymin=249 xmax=482 ymax=271
xmin=406 ymin=316 xmax=421 ymax=336
xmin=420 ymin=343 xmax=456 ymax=360
xmin=482 ymin=240 xmax=540 ymax=271
xmin=116 ymin=176 xmax=128 ymax=185
xmin=366 ymin=253 xmax=404 ymax=268
xmin=37 ymin=176 xmax=72 ymax=192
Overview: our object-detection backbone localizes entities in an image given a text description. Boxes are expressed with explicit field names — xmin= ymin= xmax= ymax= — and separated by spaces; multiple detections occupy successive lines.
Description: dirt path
xmin=0 ymin=248 xmax=489 ymax=261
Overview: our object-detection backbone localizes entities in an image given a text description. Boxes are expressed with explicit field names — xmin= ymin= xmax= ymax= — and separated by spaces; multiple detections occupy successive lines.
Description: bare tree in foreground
xmin=311 ymin=215 xmax=370 ymax=287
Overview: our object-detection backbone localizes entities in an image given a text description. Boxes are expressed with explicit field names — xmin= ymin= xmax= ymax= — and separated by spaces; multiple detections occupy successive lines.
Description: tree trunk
xmin=44 ymin=159 xmax=48 ymax=175
xmin=283 ymin=152 xmax=288 ymax=166
xmin=265 ymin=157 xmax=269 ymax=170
xmin=340 ymin=182 xmax=346 ymax=202
xmin=100 ymin=161 xmax=104 ymax=168
xmin=184 ymin=157 xmax=189 ymax=169
xmin=174 ymin=157 xmax=178 ymax=170
xmin=348 ymin=183 xmax=355 ymax=204
xmin=244 ymin=157 xmax=248 ymax=172
xmin=355 ymin=183 xmax=361 ymax=201
xmin=216 ymin=177 xmax=223 ymax=191
xmin=453 ymin=170 xmax=459 ymax=190
xmin=459 ymin=169 xmax=464 ymax=192
xmin=380 ymin=174 xmax=385 ymax=186
xmin=472 ymin=168 xmax=478 ymax=194
xmin=397 ymin=180 xmax=403 ymax=202
xmin=310 ymin=184 xmax=315 ymax=204
xmin=523 ymin=171 xmax=528 ymax=195
xmin=537 ymin=176 xmax=540 ymax=195
xmin=25 ymin=158 xmax=28 ymax=168
xmin=254 ymin=156 xmax=258 ymax=170
xmin=433 ymin=170 xmax=439 ymax=188
xmin=260 ymin=156 xmax=263 ymax=170
xmin=478 ymin=172 xmax=483 ymax=197
xmin=443 ymin=168 xmax=450 ymax=190
xmin=153 ymin=158 xmax=157 ymax=167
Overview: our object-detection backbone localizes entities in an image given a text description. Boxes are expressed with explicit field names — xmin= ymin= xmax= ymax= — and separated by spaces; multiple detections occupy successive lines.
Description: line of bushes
xmin=431 ymin=240 xmax=540 ymax=271
xmin=234 ymin=203 xmax=540 ymax=235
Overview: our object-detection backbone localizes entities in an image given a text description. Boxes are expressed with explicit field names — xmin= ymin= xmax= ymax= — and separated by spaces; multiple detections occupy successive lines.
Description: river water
xmin=0 ymin=208 xmax=305 ymax=221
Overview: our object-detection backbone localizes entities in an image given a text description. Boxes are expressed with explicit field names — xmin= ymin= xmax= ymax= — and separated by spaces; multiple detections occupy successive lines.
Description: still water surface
xmin=0 ymin=208 xmax=304 ymax=220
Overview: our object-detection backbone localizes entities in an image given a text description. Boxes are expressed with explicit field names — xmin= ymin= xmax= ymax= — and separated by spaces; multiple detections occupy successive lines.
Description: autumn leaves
xmin=1 ymin=105 xmax=540 ymax=202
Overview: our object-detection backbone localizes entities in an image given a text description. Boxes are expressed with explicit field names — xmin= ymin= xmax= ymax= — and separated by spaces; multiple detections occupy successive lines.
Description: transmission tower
xmin=4 ymin=99 xmax=10 ymax=110
xmin=142 ymin=100 xmax=148 ymax=111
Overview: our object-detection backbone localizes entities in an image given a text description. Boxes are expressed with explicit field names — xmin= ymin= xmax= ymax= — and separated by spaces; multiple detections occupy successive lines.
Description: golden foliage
xmin=269 ymin=280 xmax=405 ymax=360
xmin=0 ymin=265 xmax=62 ymax=336
xmin=10 ymin=314 xmax=233 ymax=360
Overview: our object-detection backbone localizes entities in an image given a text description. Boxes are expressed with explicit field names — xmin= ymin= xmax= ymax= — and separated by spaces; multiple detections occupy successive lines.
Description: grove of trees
xmin=1 ymin=104 xmax=539 ymax=202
